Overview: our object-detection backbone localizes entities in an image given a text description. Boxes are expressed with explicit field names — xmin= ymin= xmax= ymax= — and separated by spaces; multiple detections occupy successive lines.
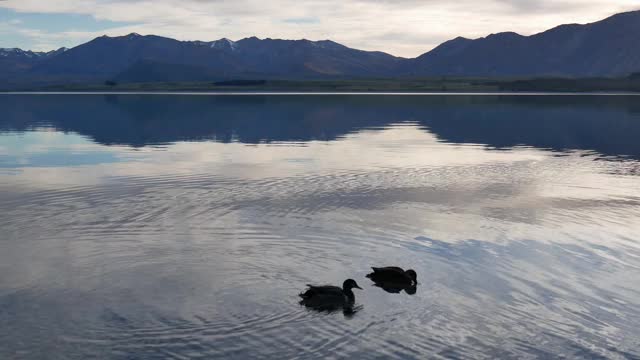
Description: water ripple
xmin=2 ymin=96 xmax=640 ymax=359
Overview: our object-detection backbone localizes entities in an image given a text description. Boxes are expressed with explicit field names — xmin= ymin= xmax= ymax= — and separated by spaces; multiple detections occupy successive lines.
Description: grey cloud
xmin=0 ymin=0 xmax=637 ymax=57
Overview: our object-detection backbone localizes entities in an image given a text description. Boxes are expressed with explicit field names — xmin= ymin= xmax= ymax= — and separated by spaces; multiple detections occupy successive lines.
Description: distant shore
xmin=3 ymin=76 xmax=640 ymax=93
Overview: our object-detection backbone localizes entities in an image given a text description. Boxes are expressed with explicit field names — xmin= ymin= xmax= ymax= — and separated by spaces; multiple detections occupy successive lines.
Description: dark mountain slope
xmin=30 ymin=34 xmax=242 ymax=79
xmin=28 ymin=34 xmax=402 ymax=82
xmin=230 ymin=37 xmax=402 ymax=77
xmin=3 ymin=9 xmax=640 ymax=86
xmin=0 ymin=47 xmax=66 ymax=77
xmin=112 ymin=60 xmax=221 ymax=83
xmin=408 ymin=10 xmax=640 ymax=77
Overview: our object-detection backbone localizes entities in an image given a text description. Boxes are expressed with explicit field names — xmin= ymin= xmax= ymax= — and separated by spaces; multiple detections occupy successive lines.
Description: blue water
xmin=1 ymin=94 xmax=639 ymax=359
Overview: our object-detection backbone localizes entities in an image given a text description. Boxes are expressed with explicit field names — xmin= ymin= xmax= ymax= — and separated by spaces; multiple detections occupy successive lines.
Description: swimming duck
xmin=299 ymin=279 xmax=362 ymax=310
xmin=366 ymin=267 xmax=417 ymax=286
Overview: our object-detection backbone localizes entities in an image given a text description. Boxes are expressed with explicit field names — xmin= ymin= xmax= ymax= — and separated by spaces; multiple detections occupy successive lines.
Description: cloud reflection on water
xmin=1 ymin=95 xmax=640 ymax=359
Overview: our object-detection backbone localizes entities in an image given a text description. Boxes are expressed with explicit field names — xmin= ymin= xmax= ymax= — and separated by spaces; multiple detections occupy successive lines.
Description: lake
xmin=1 ymin=94 xmax=639 ymax=359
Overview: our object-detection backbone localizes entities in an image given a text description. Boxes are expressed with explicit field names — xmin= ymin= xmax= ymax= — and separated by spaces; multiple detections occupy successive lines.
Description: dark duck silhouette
xmin=299 ymin=279 xmax=362 ymax=311
xmin=366 ymin=267 xmax=417 ymax=295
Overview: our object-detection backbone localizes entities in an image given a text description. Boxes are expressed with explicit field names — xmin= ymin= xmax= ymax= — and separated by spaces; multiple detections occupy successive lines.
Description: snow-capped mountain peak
xmin=0 ymin=47 xmax=68 ymax=59
xmin=126 ymin=33 xmax=142 ymax=40
xmin=210 ymin=38 xmax=238 ymax=51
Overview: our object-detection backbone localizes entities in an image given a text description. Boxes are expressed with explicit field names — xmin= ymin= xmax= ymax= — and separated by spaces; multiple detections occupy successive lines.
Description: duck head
xmin=343 ymin=279 xmax=363 ymax=291
xmin=405 ymin=270 xmax=417 ymax=284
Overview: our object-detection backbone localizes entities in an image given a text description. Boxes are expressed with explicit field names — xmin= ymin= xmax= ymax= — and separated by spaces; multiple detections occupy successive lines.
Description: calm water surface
xmin=1 ymin=95 xmax=640 ymax=359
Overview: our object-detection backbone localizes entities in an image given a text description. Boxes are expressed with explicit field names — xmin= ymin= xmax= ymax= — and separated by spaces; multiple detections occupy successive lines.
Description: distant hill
xmin=0 ymin=47 xmax=66 ymax=77
xmin=2 ymin=10 xmax=640 ymax=88
xmin=112 ymin=60 xmax=221 ymax=83
xmin=25 ymin=33 xmax=402 ymax=84
xmin=407 ymin=10 xmax=640 ymax=77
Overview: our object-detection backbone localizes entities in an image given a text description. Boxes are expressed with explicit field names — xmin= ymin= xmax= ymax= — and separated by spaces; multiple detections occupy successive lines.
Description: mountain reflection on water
xmin=1 ymin=94 xmax=640 ymax=159
xmin=0 ymin=94 xmax=639 ymax=359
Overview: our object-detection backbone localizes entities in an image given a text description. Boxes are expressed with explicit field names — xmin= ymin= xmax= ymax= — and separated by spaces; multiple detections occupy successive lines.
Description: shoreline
xmin=2 ymin=91 xmax=640 ymax=96
xmin=3 ymin=76 xmax=640 ymax=94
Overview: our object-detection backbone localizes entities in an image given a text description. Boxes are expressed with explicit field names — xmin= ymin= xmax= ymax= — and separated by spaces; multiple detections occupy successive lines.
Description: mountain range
xmin=1 ymin=10 xmax=639 ymax=88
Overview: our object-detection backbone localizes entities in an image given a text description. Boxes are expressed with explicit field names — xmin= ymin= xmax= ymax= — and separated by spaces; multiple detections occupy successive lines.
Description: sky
xmin=0 ymin=0 xmax=638 ymax=57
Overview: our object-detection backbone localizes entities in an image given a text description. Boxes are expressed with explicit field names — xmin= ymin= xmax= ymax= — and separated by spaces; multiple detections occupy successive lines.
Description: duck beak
xmin=355 ymin=285 xmax=363 ymax=290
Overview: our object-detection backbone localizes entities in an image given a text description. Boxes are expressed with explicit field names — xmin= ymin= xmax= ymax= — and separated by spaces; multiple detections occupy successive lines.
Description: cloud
xmin=0 ymin=0 xmax=638 ymax=56
xmin=282 ymin=17 xmax=320 ymax=25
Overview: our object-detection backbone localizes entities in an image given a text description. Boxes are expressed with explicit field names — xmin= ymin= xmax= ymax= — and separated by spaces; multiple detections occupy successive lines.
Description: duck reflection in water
xmin=366 ymin=267 xmax=418 ymax=295
xmin=299 ymin=279 xmax=363 ymax=314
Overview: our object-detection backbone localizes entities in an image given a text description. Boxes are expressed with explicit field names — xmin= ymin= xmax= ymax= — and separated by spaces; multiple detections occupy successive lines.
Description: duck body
xmin=366 ymin=267 xmax=417 ymax=287
xmin=299 ymin=279 xmax=362 ymax=311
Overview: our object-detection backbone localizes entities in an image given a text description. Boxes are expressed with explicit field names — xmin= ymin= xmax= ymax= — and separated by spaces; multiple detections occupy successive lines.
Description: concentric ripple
xmin=1 ymin=94 xmax=640 ymax=359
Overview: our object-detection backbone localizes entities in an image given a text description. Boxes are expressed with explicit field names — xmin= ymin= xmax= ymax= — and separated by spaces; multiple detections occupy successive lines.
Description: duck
xmin=299 ymin=279 xmax=362 ymax=310
xmin=366 ymin=267 xmax=417 ymax=287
